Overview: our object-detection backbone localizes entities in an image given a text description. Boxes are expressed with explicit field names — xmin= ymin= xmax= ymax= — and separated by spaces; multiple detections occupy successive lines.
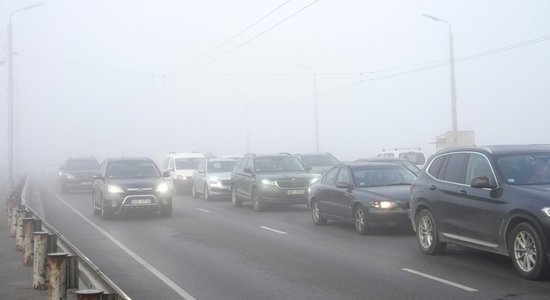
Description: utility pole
xmin=6 ymin=3 xmax=44 ymax=188
xmin=313 ymin=73 xmax=319 ymax=153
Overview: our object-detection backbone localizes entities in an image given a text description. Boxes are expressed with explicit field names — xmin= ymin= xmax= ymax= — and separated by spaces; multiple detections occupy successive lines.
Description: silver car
xmin=192 ymin=159 xmax=237 ymax=201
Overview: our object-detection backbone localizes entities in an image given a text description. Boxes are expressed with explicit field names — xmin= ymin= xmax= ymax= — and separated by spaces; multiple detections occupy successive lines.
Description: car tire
xmin=92 ymin=192 xmax=100 ymax=215
xmin=311 ymin=200 xmax=327 ymax=225
xmin=509 ymin=222 xmax=550 ymax=280
xmin=252 ymin=189 xmax=265 ymax=212
xmin=231 ymin=187 xmax=242 ymax=207
xmin=192 ymin=185 xmax=198 ymax=199
xmin=354 ymin=205 xmax=370 ymax=235
xmin=203 ymin=185 xmax=210 ymax=201
xmin=101 ymin=197 xmax=113 ymax=220
xmin=161 ymin=198 xmax=173 ymax=218
xmin=416 ymin=209 xmax=446 ymax=255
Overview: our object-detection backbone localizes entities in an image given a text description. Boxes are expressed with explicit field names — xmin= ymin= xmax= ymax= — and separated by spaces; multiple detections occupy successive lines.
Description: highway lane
xmin=32 ymin=175 xmax=550 ymax=300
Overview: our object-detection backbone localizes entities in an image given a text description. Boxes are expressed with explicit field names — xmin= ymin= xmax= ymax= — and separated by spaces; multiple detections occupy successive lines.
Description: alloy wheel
xmin=418 ymin=215 xmax=434 ymax=249
xmin=514 ymin=231 xmax=537 ymax=273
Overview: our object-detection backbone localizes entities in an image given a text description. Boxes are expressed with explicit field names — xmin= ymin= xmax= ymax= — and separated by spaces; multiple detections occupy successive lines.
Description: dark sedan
xmin=308 ymin=162 xmax=417 ymax=234
xmin=59 ymin=157 xmax=100 ymax=194
xmin=92 ymin=157 xmax=173 ymax=219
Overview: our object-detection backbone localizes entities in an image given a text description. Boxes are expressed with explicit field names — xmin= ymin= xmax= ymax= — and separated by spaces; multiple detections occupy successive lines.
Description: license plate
xmin=131 ymin=199 xmax=151 ymax=205
xmin=287 ymin=189 xmax=305 ymax=195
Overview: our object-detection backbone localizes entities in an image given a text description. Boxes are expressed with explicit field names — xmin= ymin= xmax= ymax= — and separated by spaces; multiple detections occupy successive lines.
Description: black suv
xmin=231 ymin=154 xmax=315 ymax=211
xmin=92 ymin=157 xmax=173 ymax=219
xmin=410 ymin=145 xmax=550 ymax=279
xmin=59 ymin=157 xmax=100 ymax=194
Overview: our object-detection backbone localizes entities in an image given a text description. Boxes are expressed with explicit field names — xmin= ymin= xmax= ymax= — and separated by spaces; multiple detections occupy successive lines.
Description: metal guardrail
xmin=6 ymin=176 xmax=132 ymax=300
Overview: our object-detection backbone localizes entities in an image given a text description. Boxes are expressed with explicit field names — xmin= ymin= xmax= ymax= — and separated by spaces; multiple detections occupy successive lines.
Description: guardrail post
xmin=33 ymin=231 xmax=49 ymax=290
xmin=48 ymin=252 xmax=68 ymax=300
xmin=22 ymin=217 xmax=34 ymax=265
xmin=75 ymin=289 xmax=103 ymax=300
xmin=6 ymin=195 xmax=16 ymax=227
xmin=9 ymin=200 xmax=18 ymax=237
xmin=15 ymin=208 xmax=27 ymax=250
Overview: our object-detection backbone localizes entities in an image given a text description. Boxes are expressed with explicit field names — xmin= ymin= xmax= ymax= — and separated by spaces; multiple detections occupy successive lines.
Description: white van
xmin=163 ymin=152 xmax=206 ymax=194
xmin=376 ymin=148 xmax=426 ymax=166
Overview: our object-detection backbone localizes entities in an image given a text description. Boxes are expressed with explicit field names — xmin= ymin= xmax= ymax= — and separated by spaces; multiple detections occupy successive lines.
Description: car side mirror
xmin=198 ymin=170 xmax=205 ymax=174
xmin=162 ymin=171 xmax=171 ymax=177
xmin=336 ymin=181 xmax=353 ymax=189
xmin=471 ymin=176 xmax=497 ymax=189
xmin=243 ymin=167 xmax=253 ymax=174
xmin=92 ymin=173 xmax=103 ymax=180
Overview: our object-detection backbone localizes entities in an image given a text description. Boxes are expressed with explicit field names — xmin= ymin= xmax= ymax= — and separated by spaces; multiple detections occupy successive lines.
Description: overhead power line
xmin=172 ymin=0 xmax=293 ymax=74
xmin=180 ymin=0 xmax=320 ymax=75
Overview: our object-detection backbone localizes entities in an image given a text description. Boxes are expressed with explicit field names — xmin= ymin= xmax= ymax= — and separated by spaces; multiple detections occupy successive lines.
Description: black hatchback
xmin=410 ymin=145 xmax=550 ymax=280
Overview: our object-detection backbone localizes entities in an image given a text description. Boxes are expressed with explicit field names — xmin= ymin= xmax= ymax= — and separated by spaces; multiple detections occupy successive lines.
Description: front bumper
xmin=102 ymin=192 xmax=171 ymax=213
xmin=258 ymin=189 xmax=308 ymax=205
xmin=366 ymin=208 xmax=411 ymax=227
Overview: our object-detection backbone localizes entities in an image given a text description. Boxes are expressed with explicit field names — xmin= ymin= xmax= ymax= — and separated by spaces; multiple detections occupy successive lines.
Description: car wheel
xmin=231 ymin=187 xmax=242 ymax=207
xmin=354 ymin=205 xmax=369 ymax=235
xmin=311 ymin=200 xmax=327 ymax=225
xmin=416 ymin=209 xmax=446 ymax=255
xmin=203 ymin=185 xmax=210 ymax=201
xmin=192 ymin=185 xmax=198 ymax=199
xmin=509 ymin=222 xmax=550 ymax=280
xmin=252 ymin=190 xmax=265 ymax=212
xmin=92 ymin=192 xmax=100 ymax=215
xmin=160 ymin=198 xmax=173 ymax=218
xmin=101 ymin=198 xmax=113 ymax=220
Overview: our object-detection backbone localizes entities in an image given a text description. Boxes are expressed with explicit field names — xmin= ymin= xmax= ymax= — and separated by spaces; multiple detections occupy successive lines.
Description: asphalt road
xmin=31 ymin=175 xmax=550 ymax=300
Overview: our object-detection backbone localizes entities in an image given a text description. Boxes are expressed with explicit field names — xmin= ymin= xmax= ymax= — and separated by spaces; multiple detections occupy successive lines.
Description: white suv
xmin=163 ymin=152 xmax=206 ymax=194
xmin=377 ymin=148 xmax=426 ymax=167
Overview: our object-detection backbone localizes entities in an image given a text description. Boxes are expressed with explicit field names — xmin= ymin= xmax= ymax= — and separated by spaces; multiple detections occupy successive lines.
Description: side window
xmin=100 ymin=161 xmax=107 ymax=177
xmin=199 ymin=161 xmax=206 ymax=172
xmin=336 ymin=167 xmax=352 ymax=185
xmin=383 ymin=153 xmax=394 ymax=158
xmin=163 ymin=158 xmax=170 ymax=170
xmin=443 ymin=153 xmax=469 ymax=184
xmin=465 ymin=153 xmax=496 ymax=186
xmin=427 ymin=155 xmax=445 ymax=178
xmin=238 ymin=157 xmax=249 ymax=170
xmin=245 ymin=157 xmax=254 ymax=170
xmin=323 ymin=167 xmax=339 ymax=185
xmin=168 ymin=158 xmax=174 ymax=170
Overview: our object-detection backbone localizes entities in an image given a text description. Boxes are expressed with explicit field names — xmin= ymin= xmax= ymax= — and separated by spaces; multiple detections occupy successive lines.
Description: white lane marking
xmin=196 ymin=208 xmax=211 ymax=213
xmin=260 ymin=226 xmax=288 ymax=235
xmin=402 ymin=268 xmax=478 ymax=292
xmin=44 ymin=186 xmax=196 ymax=300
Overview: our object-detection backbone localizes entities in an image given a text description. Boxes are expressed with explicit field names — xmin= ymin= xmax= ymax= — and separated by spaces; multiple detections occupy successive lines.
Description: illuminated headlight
xmin=58 ymin=171 xmax=63 ymax=176
xmin=310 ymin=176 xmax=320 ymax=184
xmin=370 ymin=201 xmax=398 ymax=209
xmin=65 ymin=173 xmax=75 ymax=180
xmin=156 ymin=182 xmax=169 ymax=193
xmin=261 ymin=179 xmax=277 ymax=186
xmin=542 ymin=207 xmax=550 ymax=218
xmin=107 ymin=185 xmax=124 ymax=194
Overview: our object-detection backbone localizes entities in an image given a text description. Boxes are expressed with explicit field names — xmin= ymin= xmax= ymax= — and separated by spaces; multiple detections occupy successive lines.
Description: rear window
xmin=300 ymin=155 xmax=339 ymax=167
xmin=399 ymin=152 xmax=425 ymax=165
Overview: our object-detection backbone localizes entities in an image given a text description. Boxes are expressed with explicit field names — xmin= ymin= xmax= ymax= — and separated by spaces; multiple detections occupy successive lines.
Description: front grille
xmin=276 ymin=180 xmax=309 ymax=189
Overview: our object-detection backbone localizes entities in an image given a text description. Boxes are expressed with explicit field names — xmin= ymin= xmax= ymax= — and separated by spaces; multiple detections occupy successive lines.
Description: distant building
xmin=435 ymin=130 xmax=476 ymax=151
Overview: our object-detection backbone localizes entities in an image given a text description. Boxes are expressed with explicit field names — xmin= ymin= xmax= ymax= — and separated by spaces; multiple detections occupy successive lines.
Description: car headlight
xmin=209 ymin=177 xmax=219 ymax=184
xmin=107 ymin=185 xmax=124 ymax=194
xmin=542 ymin=207 xmax=550 ymax=218
xmin=370 ymin=200 xmax=398 ymax=209
xmin=261 ymin=179 xmax=277 ymax=186
xmin=156 ymin=182 xmax=169 ymax=193
xmin=310 ymin=176 xmax=320 ymax=184
xmin=65 ymin=173 xmax=75 ymax=180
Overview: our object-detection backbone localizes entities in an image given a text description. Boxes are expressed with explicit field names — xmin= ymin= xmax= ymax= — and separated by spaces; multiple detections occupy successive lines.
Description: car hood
xmin=509 ymin=185 xmax=550 ymax=201
xmin=257 ymin=172 xmax=315 ymax=180
xmin=207 ymin=172 xmax=232 ymax=180
xmin=356 ymin=185 xmax=411 ymax=204
xmin=309 ymin=166 xmax=335 ymax=175
xmin=107 ymin=178 xmax=164 ymax=189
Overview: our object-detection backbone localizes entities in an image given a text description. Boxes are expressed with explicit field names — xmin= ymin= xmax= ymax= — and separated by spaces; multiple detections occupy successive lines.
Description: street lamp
xmin=423 ymin=13 xmax=458 ymax=147
xmin=298 ymin=64 xmax=320 ymax=153
xmin=7 ymin=2 xmax=44 ymax=188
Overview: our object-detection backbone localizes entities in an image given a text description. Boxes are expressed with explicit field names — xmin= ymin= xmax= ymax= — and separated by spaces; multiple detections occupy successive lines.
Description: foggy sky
xmin=1 ymin=0 xmax=549 ymax=173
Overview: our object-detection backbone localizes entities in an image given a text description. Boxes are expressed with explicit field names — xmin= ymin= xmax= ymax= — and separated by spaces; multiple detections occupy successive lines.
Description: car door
xmin=332 ymin=166 xmax=355 ymax=220
xmin=452 ymin=152 xmax=505 ymax=247
xmin=232 ymin=157 xmax=247 ymax=198
xmin=315 ymin=167 xmax=339 ymax=215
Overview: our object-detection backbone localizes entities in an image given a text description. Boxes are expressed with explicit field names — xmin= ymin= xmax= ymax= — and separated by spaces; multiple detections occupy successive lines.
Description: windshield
xmin=300 ymin=154 xmax=339 ymax=167
xmin=66 ymin=159 xmax=99 ymax=171
xmin=254 ymin=157 xmax=305 ymax=172
xmin=175 ymin=158 xmax=204 ymax=170
xmin=399 ymin=160 xmax=422 ymax=176
xmin=497 ymin=154 xmax=550 ymax=185
xmin=398 ymin=152 xmax=425 ymax=165
xmin=352 ymin=165 xmax=417 ymax=187
xmin=107 ymin=160 xmax=160 ymax=179
xmin=208 ymin=161 xmax=236 ymax=173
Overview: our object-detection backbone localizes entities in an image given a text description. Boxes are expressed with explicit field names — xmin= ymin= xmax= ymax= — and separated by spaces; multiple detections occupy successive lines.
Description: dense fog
xmin=1 ymin=0 xmax=549 ymax=176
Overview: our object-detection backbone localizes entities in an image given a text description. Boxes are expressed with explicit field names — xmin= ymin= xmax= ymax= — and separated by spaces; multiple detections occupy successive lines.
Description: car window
xmin=245 ymin=157 xmax=254 ymax=170
xmin=465 ymin=153 xmax=496 ymax=186
xmin=207 ymin=161 xmax=236 ymax=173
xmin=353 ymin=165 xmax=416 ymax=187
xmin=175 ymin=158 xmax=203 ymax=170
xmin=322 ymin=167 xmax=339 ymax=185
xmin=300 ymin=155 xmax=339 ymax=167
xmin=107 ymin=160 xmax=160 ymax=179
xmin=497 ymin=154 xmax=550 ymax=185
xmin=254 ymin=157 xmax=305 ymax=172
xmin=427 ymin=155 xmax=445 ymax=178
xmin=399 ymin=152 xmax=425 ymax=165
xmin=163 ymin=158 xmax=170 ymax=170
xmin=336 ymin=167 xmax=352 ymax=185
xmin=442 ymin=153 xmax=469 ymax=184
